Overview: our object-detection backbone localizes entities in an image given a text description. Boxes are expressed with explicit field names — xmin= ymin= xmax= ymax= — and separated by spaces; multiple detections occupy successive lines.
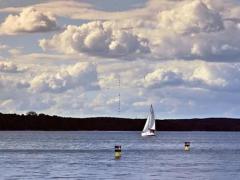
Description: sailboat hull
xmin=141 ymin=131 xmax=155 ymax=137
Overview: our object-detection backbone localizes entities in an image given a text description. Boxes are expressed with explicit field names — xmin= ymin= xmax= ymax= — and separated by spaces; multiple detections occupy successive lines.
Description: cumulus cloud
xmin=0 ymin=75 xmax=29 ymax=90
xmin=95 ymin=60 xmax=233 ymax=116
xmin=142 ymin=0 xmax=240 ymax=62
xmin=157 ymin=0 xmax=224 ymax=34
xmin=0 ymin=7 xmax=58 ymax=35
xmin=2 ymin=0 xmax=240 ymax=117
xmin=36 ymin=0 xmax=240 ymax=62
xmin=1 ymin=58 xmax=240 ymax=117
xmin=39 ymin=21 xmax=149 ymax=58
xmin=145 ymin=69 xmax=184 ymax=88
xmin=144 ymin=61 xmax=240 ymax=92
xmin=30 ymin=62 xmax=99 ymax=93
xmin=0 ymin=61 xmax=20 ymax=73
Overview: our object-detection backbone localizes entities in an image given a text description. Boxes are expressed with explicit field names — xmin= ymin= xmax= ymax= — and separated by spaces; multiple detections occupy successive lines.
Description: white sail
xmin=142 ymin=114 xmax=151 ymax=133
xmin=141 ymin=105 xmax=156 ymax=137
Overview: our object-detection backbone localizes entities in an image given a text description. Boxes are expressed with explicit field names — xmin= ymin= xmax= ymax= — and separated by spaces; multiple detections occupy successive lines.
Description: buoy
xmin=115 ymin=145 xmax=121 ymax=159
xmin=184 ymin=142 xmax=190 ymax=151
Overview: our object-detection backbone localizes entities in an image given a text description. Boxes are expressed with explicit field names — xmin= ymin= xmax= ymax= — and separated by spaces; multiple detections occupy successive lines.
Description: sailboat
xmin=141 ymin=104 xmax=156 ymax=137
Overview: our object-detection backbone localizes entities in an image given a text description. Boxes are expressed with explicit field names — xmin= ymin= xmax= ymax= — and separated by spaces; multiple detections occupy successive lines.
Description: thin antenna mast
xmin=118 ymin=74 xmax=121 ymax=114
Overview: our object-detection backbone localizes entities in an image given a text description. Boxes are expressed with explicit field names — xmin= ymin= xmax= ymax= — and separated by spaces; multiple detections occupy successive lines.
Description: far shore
xmin=0 ymin=112 xmax=240 ymax=131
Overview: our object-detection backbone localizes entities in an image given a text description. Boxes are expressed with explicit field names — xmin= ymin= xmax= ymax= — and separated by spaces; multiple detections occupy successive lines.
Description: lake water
xmin=0 ymin=131 xmax=240 ymax=179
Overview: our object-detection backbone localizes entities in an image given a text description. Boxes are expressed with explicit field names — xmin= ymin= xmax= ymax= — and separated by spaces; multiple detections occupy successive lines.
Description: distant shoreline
xmin=0 ymin=113 xmax=240 ymax=131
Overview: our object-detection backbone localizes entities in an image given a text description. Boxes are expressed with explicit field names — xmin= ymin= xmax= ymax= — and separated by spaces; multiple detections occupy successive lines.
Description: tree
xmin=26 ymin=111 xmax=38 ymax=116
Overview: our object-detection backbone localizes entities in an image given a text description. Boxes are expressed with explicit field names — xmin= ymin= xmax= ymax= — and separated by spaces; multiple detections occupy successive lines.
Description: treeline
xmin=0 ymin=112 xmax=240 ymax=131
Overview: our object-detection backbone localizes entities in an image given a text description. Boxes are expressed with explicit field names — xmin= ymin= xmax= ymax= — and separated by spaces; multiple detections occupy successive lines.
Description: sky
xmin=1 ymin=0 xmax=240 ymax=118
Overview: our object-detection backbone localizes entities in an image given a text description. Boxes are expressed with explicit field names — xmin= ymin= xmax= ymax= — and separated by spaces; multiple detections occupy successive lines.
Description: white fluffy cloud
xmin=2 ymin=0 xmax=240 ymax=117
xmin=0 ymin=7 xmax=58 ymax=35
xmin=0 ymin=61 xmax=19 ymax=73
xmin=157 ymin=0 xmax=224 ymax=34
xmin=147 ymin=0 xmax=240 ymax=61
xmin=145 ymin=69 xmax=184 ymax=88
xmin=1 ymin=58 xmax=240 ymax=117
xmin=39 ymin=21 xmax=149 ymax=58
xmin=30 ymin=62 xmax=99 ymax=93
xmin=37 ymin=0 xmax=240 ymax=62
xmin=144 ymin=61 xmax=240 ymax=92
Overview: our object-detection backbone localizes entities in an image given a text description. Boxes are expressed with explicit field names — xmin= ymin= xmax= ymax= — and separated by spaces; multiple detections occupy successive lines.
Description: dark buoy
xmin=115 ymin=145 xmax=121 ymax=159
xmin=184 ymin=142 xmax=190 ymax=151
